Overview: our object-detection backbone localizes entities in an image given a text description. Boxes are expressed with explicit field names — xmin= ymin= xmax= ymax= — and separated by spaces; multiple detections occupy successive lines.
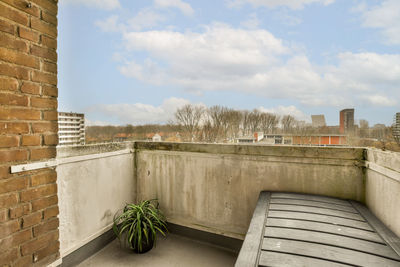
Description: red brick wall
xmin=0 ymin=0 xmax=59 ymax=266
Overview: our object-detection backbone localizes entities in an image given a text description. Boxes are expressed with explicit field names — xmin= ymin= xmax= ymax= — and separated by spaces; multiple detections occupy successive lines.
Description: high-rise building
xmin=311 ymin=115 xmax=326 ymax=127
xmin=58 ymin=112 xmax=85 ymax=146
xmin=339 ymin=109 xmax=355 ymax=134
xmin=394 ymin=112 xmax=400 ymax=143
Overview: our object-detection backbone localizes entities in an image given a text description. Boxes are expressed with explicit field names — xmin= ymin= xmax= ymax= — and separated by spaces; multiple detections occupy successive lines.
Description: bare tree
xmin=260 ymin=112 xmax=279 ymax=134
xmin=281 ymin=115 xmax=296 ymax=133
xmin=175 ymin=104 xmax=205 ymax=141
xmin=248 ymin=109 xmax=262 ymax=133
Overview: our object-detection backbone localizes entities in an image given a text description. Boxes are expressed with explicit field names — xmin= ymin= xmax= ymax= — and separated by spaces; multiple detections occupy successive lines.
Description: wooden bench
xmin=235 ymin=192 xmax=400 ymax=267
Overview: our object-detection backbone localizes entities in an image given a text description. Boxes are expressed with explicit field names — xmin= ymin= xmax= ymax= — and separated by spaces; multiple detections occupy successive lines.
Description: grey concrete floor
xmin=77 ymin=233 xmax=237 ymax=267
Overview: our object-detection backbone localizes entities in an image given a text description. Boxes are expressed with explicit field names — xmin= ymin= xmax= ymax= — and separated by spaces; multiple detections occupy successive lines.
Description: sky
xmin=58 ymin=0 xmax=400 ymax=126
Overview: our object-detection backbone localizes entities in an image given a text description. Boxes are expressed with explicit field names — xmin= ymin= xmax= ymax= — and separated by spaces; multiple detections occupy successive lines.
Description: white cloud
xmin=240 ymin=13 xmax=260 ymax=29
xmin=362 ymin=95 xmax=397 ymax=107
xmin=226 ymin=0 xmax=335 ymax=10
xmin=258 ymin=105 xmax=309 ymax=121
xmin=154 ymin=0 xmax=194 ymax=16
xmin=95 ymin=15 xmax=121 ymax=33
xmin=358 ymin=0 xmax=400 ymax=45
xmin=62 ymin=0 xmax=120 ymax=10
xmin=127 ymin=8 xmax=167 ymax=31
xmin=112 ymin=23 xmax=400 ymax=108
xmin=89 ymin=97 xmax=191 ymax=125
xmin=95 ymin=9 xmax=166 ymax=33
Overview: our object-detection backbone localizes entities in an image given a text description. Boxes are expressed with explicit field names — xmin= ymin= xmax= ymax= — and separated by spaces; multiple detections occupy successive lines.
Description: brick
xmin=32 ymin=70 xmax=57 ymax=85
xmin=30 ymin=147 xmax=56 ymax=160
xmin=31 ymin=170 xmax=56 ymax=187
xmin=0 ymin=18 xmax=14 ymax=34
xmin=0 ymin=47 xmax=40 ymax=69
xmin=43 ymin=134 xmax=58 ymax=145
xmin=0 ymin=248 xmax=18 ymax=265
xmin=33 ymin=217 xmax=58 ymax=237
xmin=31 ymin=0 xmax=58 ymax=15
xmin=0 ymin=92 xmax=28 ymax=106
xmin=0 ymin=107 xmax=41 ymax=120
xmin=42 ymin=110 xmax=57 ymax=121
xmin=22 ymin=135 xmax=41 ymax=146
xmin=21 ymin=82 xmax=40 ymax=95
xmin=43 ymin=206 xmax=58 ymax=220
xmin=0 ymin=228 xmax=31 ymax=249
xmin=31 ymin=45 xmax=57 ymax=62
xmin=19 ymin=27 xmax=40 ymax=43
xmin=0 ymin=62 xmax=30 ymax=80
xmin=9 ymin=203 xmax=30 ymax=219
xmin=41 ymin=11 xmax=57 ymax=26
xmin=31 ymin=17 xmax=57 ymax=38
xmin=32 ymin=122 xmax=57 ymax=133
xmin=0 ymin=220 xmax=19 ymax=239
xmin=41 ymin=35 xmax=56 ymax=50
xmin=20 ymin=184 xmax=57 ymax=202
xmin=0 ymin=76 xmax=19 ymax=91
xmin=32 ymin=195 xmax=57 ymax=212
xmin=31 ymin=97 xmax=57 ymax=109
xmin=42 ymin=85 xmax=57 ymax=96
xmin=0 ymin=32 xmax=28 ymax=52
xmin=0 ymin=135 xmax=19 ymax=147
xmin=13 ymin=255 xmax=32 ymax=267
xmin=42 ymin=61 xmax=57 ymax=74
xmin=0 ymin=149 xmax=28 ymax=163
xmin=0 ymin=166 xmax=12 ymax=180
xmin=33 ymin=241 xmax=59 ymax=262
xmin=21 ymin=230 xmax=58 ymax=255
xmin=0 ymin=209 xmax=7 ymax=222
xmin=0 ymin=177 xmax=28 ymax=194
xmin=0 ymin=193 xmax=18 ymax=209
xmin=21 ymin=211 xmax=42 ymax=228
xmin=1 ymin=0 xmax=41 ymax=17
xmin=0 ymin=2 xmax=29 ymax=26
xmin=0 ymin=122 xmax=29 ymax=134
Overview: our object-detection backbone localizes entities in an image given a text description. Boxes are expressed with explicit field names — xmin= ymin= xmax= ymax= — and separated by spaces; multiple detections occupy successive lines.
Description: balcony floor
xmin=77 ymin=233 xmax=237 ymax=267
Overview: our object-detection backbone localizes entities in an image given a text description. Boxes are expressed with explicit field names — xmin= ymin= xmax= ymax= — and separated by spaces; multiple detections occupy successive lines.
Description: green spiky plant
xmin=113 ymin=199 xmax=167 ymax=253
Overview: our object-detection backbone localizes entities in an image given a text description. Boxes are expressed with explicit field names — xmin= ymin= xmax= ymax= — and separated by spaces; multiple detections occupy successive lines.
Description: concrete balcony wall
xmin=56 ymin=143 xmax=136 ymax=258
xmin=135 ymin=142 xmax=365 ymax=239
xmin=365 ymin=149 xmax=400 ymax=237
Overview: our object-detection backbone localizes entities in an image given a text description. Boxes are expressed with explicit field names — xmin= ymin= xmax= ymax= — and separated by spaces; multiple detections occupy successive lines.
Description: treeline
xmin=86 ymin=124 xmax=180 ymax=142
xmin=174 ymin=104 xmax=333 ymax=142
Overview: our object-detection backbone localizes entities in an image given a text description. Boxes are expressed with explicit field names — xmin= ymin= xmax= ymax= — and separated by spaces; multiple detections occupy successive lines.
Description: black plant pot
xmin=132 ymin=235 xmax=154 ymax=254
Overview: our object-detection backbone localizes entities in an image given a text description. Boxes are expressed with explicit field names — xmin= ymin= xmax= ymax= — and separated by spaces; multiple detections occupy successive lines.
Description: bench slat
xmin=264 ymin=227 xmax=400 ymax=260
xmin=262 ymin=238 xmax=400 ymax=267
xmin=270 ymin=198 xmax=357 ymax=213
xmin=266 ymin=218 xmax=383 ymax=243
xmin=258 ymin=251 xmax=350 ymax=267
xmin=269 ymin=204 xmax=364 ymax=221
xmin=268 ymin=210 xmax=373 ymax=231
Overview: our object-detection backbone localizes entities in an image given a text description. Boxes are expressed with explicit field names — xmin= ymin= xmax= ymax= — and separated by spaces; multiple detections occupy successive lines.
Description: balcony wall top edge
xmin=57 ymin=141 xmax=134 ymax=158
xmin=134 ymin=141 xmax=365 ymax=161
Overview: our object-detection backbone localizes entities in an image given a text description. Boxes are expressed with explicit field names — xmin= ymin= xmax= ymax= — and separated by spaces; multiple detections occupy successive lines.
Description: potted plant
xmin=113 ymin=199 xmax=167 ymax=253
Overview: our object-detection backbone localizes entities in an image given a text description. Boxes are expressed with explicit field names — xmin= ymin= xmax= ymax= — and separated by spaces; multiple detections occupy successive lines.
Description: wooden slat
xmin=351 ymin=201 xmax=400 ymax=257
xmin=262 ymin=238 xmax=400 ymax=267
xmin=235 ymin=192 xmax=270 ymax=267
xmin=271 ymin=193 xmax=351 ymax=206
xmin=266 ymin=218 xmax=384 ymax=243
xmin=269 ymin=204 xmax=364 ymax=221
xmin=264 ymin=227 xmax=400 ymax=260
xmin=268 ymin=210 xmax=373 ymax=231
xmin=270 ymin=198 xmax=357 ymax=213
xmin=258 ymin=251 xmax=350 ymax=267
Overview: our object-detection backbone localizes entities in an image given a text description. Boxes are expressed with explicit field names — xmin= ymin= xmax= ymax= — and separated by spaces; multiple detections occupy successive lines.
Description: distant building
xmin=340 ymin=109 xmax=355 ymax=134
xmin=393 ymin=113 xmax=400 ymax=142
xmin=58 ymin=112 xmax=85 ymax=146
xmin=113 ymin=133 xmax=128 ymax=142
xmin=311 ymin=115 xmax=326 ymax=127
xmin=263 ymin=134 xmax=347 ymax=146
xmin=236 ymin=136 xmax=256 ymax=143
xmin=152 ymin=133 xmax=162 ymax=142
